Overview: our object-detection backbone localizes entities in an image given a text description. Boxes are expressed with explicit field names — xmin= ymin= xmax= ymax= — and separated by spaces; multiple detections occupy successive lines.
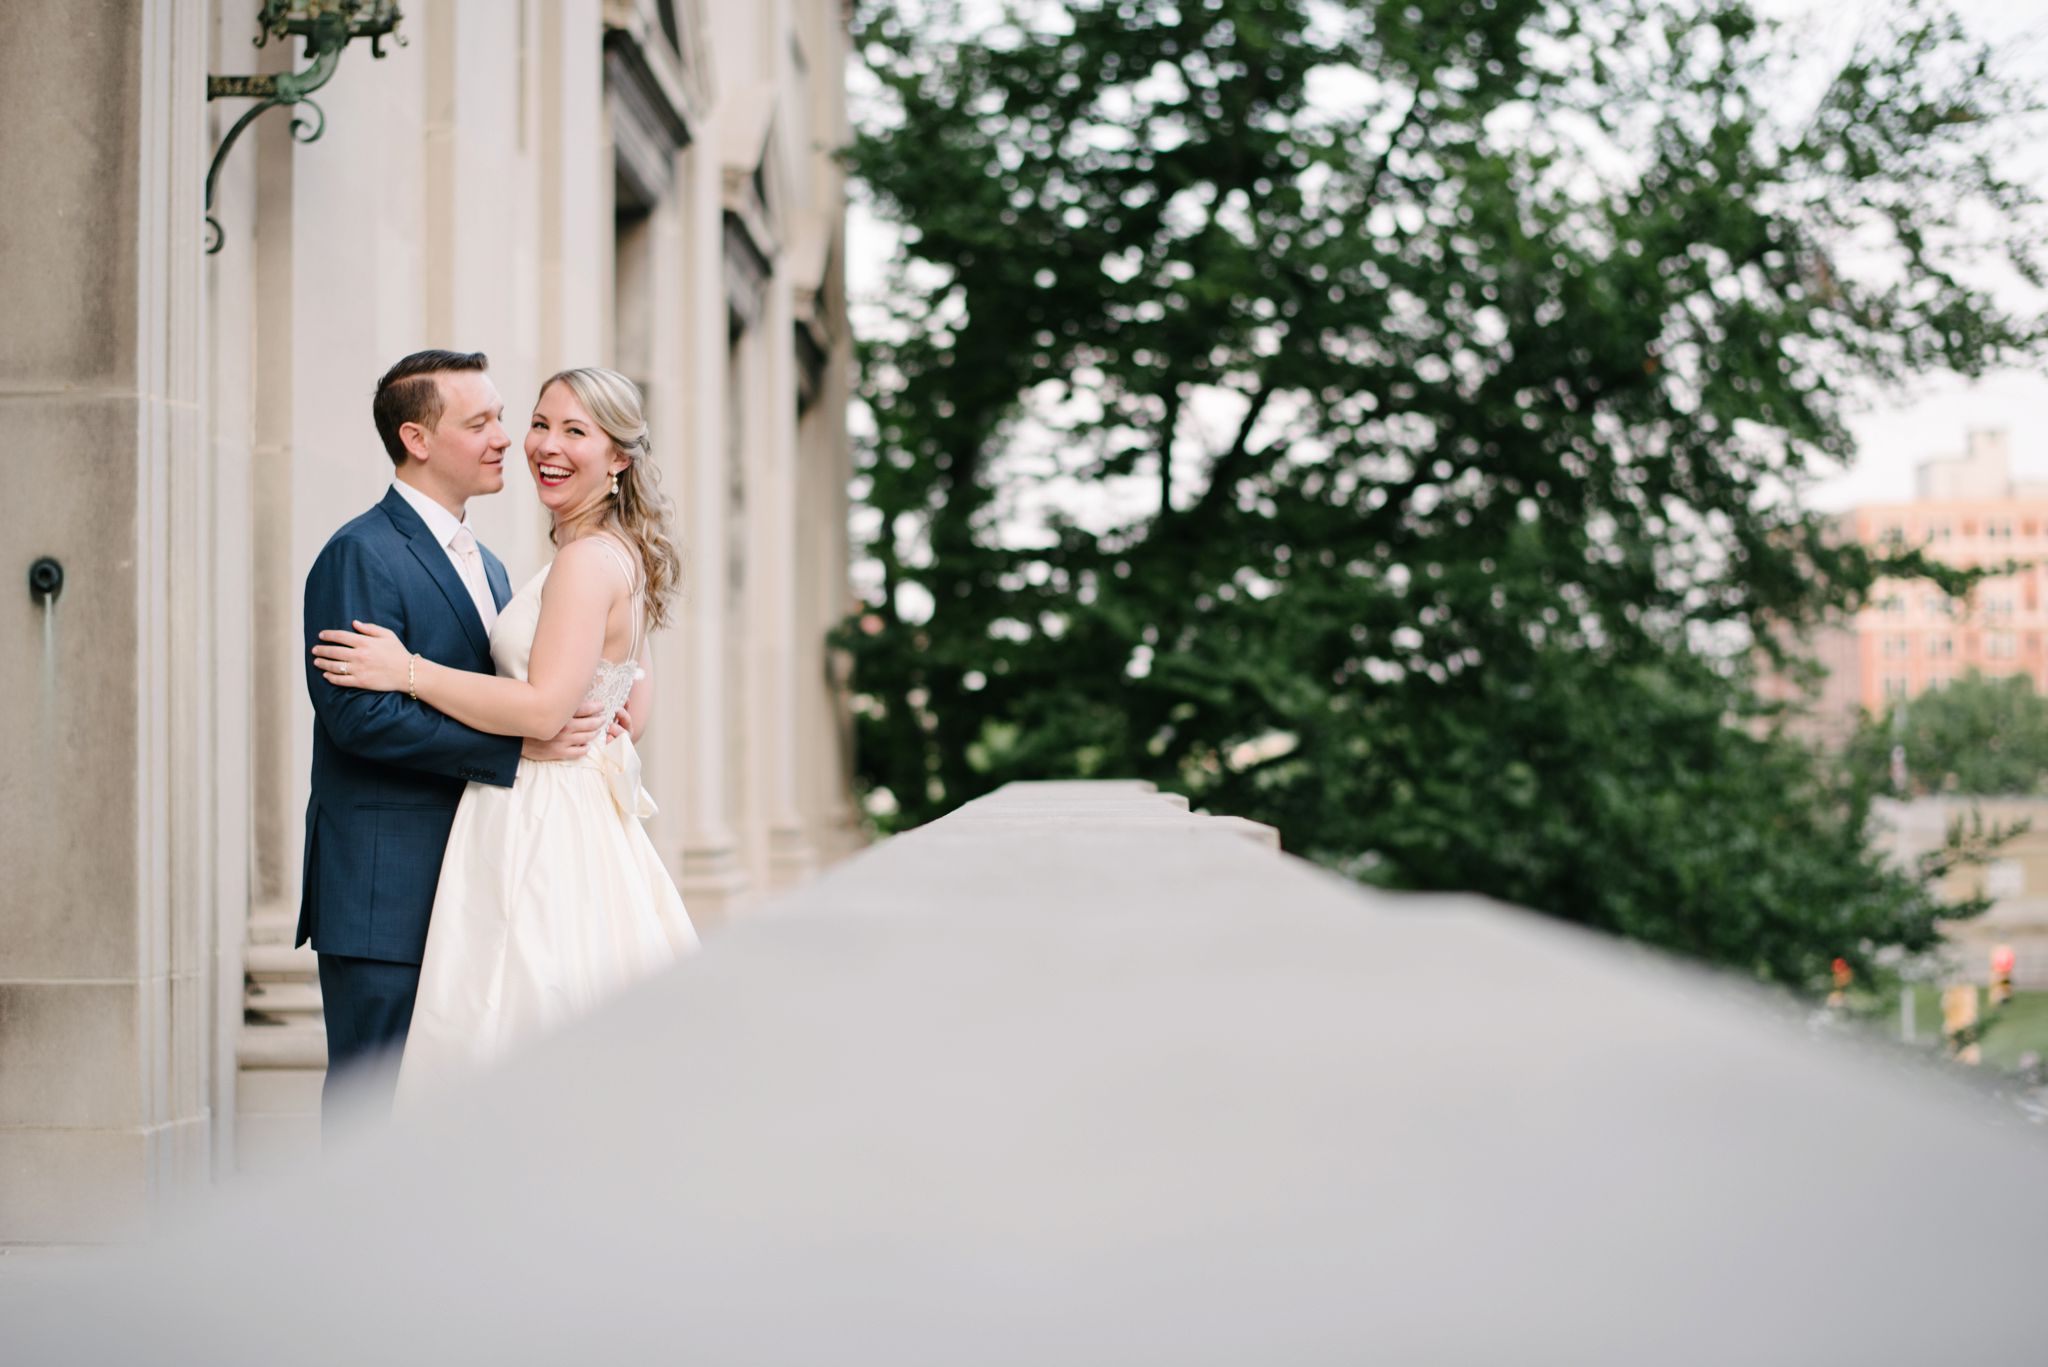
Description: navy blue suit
xmin=300 ymin=486 xmax=521 ymax=1115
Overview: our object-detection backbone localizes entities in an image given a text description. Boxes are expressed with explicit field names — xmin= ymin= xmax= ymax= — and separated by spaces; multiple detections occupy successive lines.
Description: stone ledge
xmin=236 ymin=1025 xmax=325 ymax=1071
xmin=22 ymin=782 xmax=2048 ymax=1362
xmin=233 ymin=1067 xmax=321 ymax=1117
xmin=242 ymin=944 xmax=318 ymax=981
xmin=243 ymin=980 xmax=322 ymax=1018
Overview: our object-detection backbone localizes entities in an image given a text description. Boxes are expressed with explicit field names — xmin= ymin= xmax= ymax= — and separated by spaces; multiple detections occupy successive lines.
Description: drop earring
xmin=609 ymin=472 xmax=620 ymax=497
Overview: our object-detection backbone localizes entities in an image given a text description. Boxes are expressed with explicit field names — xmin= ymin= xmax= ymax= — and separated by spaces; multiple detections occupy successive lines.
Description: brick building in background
xmin=1806 ymin=428 xmax=2048 ymax=740
xmin=1794 ymin=429 xmax=2048 ymax=989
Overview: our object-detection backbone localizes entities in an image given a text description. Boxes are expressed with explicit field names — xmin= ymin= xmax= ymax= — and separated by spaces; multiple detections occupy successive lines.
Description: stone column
xmin=424 ymin=0 xmax=563 ymax=489
xmin=0 ymin=0 xmax=220 ymax=1241
xmin=243 ymin=32 xmax=300 ymax=955
xmin=630 ymin=173 xmax=691 ymax=886
xmin=205 ymin=0 xmax=271 ymax=1178
xmin=229 ymin=11 xmax=334 ymax=1170
xmin=674 ymin=131 xmax=749 ymax=924
xmin=796 ymin=291 xmax=862 ymax=864
xmin=790 ymin=0 xmax=860 ymax=865
xmin=756 ymin=270 xmax=819 ymax=887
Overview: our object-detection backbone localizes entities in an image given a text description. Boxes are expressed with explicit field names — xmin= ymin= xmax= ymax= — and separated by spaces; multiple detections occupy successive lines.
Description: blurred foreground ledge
xmin=9 ymin=780 xmax=2048 ymax=1364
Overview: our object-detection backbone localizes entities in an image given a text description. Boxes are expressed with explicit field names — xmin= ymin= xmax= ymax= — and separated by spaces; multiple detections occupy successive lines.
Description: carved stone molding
xmin=794 ymin=314 xmax=827 ymax=413
xmin=724 ymin=212 xmax=770 ymax=335
xmin=603 ymin=17 xmax=694 ymax=211
xmin=605 ymin=0 xmax=713 ymax=112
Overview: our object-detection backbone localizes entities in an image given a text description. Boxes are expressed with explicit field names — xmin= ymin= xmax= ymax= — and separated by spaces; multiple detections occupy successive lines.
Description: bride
xmin=313 ymin=366 xmax=697 ymax=1098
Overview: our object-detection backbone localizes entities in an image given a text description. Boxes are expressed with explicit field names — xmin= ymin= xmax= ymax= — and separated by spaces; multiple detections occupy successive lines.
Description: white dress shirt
xmin=391 ymin=478 xmax=498 ymax=633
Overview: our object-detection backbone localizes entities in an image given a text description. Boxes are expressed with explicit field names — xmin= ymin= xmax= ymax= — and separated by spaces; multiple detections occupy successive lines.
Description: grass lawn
xmin=1886 ymin=987 xmax=2048 ymax=1071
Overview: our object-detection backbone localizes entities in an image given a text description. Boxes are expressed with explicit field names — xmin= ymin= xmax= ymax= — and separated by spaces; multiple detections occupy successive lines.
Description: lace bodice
xmin=490 ymin=545 xmax=642 ymax=745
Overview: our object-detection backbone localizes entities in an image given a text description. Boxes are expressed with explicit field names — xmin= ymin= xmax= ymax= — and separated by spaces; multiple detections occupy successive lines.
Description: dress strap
xmin=588 ymin=534 xmax=642 ymax=661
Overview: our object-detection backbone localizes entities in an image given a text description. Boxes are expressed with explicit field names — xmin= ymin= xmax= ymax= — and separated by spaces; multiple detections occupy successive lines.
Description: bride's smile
xmin=526 ymin=384 xmax=627 ymax=521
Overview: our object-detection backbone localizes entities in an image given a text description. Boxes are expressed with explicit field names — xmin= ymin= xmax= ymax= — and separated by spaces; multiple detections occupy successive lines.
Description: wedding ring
xmin=337 ymin=663 xmax=349 ymax=676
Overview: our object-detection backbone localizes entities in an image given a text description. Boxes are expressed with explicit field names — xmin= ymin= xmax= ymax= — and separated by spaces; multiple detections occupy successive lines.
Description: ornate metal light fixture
xmin=204 ymin=1 xmax=405 ymax=254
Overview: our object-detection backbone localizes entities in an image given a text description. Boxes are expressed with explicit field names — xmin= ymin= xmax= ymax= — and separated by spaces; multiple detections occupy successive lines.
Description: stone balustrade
xmin=9 ymin=780 xmax=2048 ymax=1362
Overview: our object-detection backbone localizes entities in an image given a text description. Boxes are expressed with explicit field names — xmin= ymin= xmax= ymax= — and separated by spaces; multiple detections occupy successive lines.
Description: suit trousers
xmin=316 ymin=952 xmax=422 ymax=1143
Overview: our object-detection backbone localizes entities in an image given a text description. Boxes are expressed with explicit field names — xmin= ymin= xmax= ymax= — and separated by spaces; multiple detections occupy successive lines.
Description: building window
xmin=1884 ymin=676 xmax=1909 ymax=699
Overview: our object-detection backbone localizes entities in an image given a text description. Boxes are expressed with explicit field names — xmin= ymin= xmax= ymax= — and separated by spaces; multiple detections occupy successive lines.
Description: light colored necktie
xmin=450 ymin=526 xmax=498 ymax=632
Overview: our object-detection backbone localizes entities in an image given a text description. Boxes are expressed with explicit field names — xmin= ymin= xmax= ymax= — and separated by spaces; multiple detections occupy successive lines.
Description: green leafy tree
xmin=841 ymin=0 xmax=2046 ymax=989
xmin=1850 ymin=670 xmax=2048 ymax=795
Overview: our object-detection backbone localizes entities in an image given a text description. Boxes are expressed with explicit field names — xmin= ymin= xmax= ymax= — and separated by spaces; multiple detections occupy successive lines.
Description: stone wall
xmin=0 ymin=0 xmax=227 ymax=1241
xmin=0 ymin=0 xmax=857 ymax=1238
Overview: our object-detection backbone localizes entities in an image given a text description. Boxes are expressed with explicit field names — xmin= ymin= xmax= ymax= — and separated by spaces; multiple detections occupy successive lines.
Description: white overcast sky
xmin=846 ymin=0 xmax=2048 ymax=514
xmin=1778 ymin=0 xmax=2048 ymax=509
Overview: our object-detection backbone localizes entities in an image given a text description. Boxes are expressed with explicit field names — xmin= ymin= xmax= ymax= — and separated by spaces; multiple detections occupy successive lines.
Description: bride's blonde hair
xmin=539 ymin=366 xmax=684 ymax=631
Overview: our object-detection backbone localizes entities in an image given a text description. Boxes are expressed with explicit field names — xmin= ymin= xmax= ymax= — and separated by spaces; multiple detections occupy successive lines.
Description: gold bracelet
xmin=408 ymin=653 xmax=419 ymax=702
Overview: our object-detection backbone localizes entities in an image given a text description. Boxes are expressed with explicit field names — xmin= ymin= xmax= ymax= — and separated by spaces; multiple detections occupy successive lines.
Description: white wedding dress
xmin=396 ymin=541 xmax=697 ymax=1102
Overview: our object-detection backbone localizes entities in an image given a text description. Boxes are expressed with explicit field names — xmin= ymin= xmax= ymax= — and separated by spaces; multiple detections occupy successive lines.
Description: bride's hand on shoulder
xmin=312 ymin=621 xmax=412 ymax=693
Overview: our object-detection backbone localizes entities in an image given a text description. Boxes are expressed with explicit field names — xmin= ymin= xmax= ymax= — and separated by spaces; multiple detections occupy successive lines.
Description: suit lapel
xmin=378 ymin=487 xmax=493 ymax=661
xmin=482 ymin=548 xmax=512 ymax=612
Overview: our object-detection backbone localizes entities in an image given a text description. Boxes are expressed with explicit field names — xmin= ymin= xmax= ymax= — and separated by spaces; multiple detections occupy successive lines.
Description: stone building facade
xmin=0 ymin=0 xmax=859 ymax=1242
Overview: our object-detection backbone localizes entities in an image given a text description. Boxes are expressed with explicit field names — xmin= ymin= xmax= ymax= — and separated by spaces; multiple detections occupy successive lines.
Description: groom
xmin=299 ymin=349 xmax=614 ymax=1128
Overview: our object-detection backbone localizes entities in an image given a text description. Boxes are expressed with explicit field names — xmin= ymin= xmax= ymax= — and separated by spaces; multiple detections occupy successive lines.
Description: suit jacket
xmin=297 ymin=485 xmax=523 ymax=964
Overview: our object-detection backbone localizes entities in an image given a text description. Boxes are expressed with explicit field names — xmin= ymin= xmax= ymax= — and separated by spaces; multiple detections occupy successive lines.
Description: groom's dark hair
xmin=373 ymin=349 xmax=490 ymax=466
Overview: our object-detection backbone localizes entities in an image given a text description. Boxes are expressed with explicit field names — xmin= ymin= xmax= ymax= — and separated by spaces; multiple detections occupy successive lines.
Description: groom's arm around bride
xmin=304 ymin=531 xmax=520 ymax=788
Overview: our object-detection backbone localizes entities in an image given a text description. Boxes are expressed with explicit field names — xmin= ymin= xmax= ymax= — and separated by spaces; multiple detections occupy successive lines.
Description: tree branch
xmin=1186 ymin=373 xmax=1278 ymax=520
xmin=1158 ymin=382 xmax=1184 ymax=515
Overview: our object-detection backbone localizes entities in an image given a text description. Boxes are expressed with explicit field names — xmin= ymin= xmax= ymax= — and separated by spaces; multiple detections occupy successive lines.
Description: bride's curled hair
xmin=539 ymin=366 xmax=684 ymax=631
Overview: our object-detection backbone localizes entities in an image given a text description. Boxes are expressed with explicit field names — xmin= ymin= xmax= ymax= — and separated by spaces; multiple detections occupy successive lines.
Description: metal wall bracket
xmin=204 ymin=2 xmax=406 ymax=254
